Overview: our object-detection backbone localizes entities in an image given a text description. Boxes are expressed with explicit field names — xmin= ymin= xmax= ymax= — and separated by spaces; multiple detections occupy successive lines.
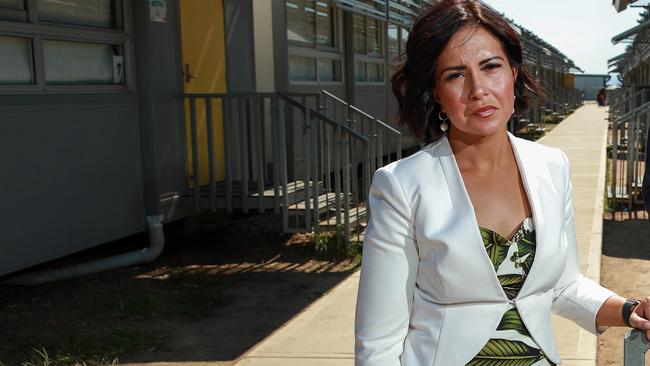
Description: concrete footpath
xmin=233 ymin=103 xmax=610 ymax=366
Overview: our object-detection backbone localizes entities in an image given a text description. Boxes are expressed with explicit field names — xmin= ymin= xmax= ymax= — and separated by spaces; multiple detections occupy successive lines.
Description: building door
xmin=180 ymin=0 xmax=227 ymax=186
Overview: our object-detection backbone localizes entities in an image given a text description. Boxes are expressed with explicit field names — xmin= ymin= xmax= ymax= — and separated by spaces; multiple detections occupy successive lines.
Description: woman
xmin=354 ymin=1 xmax=650 ymax=365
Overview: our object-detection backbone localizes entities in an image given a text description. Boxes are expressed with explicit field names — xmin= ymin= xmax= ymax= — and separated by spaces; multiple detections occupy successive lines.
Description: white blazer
xmin=354 ymin=131 xmax=616 ymax=365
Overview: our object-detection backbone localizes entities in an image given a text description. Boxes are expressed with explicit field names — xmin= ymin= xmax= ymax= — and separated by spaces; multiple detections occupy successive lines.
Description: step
xmin=287 ymin=191 xmax=352 ymax=215
xmin=318 ymin=205 xmax=367 ymax=231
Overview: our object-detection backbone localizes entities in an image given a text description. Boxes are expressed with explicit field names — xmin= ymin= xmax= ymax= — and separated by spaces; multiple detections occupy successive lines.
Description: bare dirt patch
xmin=0 ymin=212 xmax=360 ymax=365
xmin=597 ymin=210 xmax=650 ymax=366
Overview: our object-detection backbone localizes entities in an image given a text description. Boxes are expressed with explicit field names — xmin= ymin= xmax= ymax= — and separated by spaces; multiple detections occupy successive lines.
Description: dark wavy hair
xmin=391 ymin=0 xmax=548 ymax=144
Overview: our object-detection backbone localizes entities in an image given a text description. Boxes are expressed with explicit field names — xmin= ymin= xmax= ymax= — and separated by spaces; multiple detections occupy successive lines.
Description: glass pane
xmin=0 ymin=36 xmax=33 ymax=84
xmin=368 ymin=18 xmax=381 ymax=56
xmin=318 ymin=58 xmax=341 ymax=82
xmin=289 ymin=55 xmax=316 ymax=81
xmin=388 ymin=24 xmax=398 ymax=61
xmin=287 ymin=0 xmax=316 ymax=44
xmin=354 ymin=61 xmax=366 ymax=82
xmin=400 ymin=28 xmax=409 ymax=54
xmin=315 ymin=1 xmax=333 ymax=46
xmin=369 ymin=63 xmax=384 ymax=82
xmin=37 ymin=0 xmax=117 ymax=28
xmin=353 ymin=14 xmax=366 ymax=54
xmin=0 ymin=0 xmax=23 ymax=9
xmin=44 ymin=40 xmax=122 ymax=85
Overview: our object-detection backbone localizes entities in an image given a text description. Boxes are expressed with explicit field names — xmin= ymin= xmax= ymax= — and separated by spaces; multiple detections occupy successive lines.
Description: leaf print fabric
xmin=466 ymin=217 xmax=556 ymax=366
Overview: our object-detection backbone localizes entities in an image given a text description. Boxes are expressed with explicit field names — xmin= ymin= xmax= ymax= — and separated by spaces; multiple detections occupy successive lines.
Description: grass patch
xmin=2 ymin=327 xmax=165 ymax=366
xmin=314 ymin=224 xmax=363 ymax=262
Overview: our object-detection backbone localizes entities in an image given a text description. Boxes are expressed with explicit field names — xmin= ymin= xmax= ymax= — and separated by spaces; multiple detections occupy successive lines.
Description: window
xmin=0 ymin=35 xmax=33 ymax=84
xmin=317 ymin=58 xmax=341 ymax=81
xmin=0 ymin=0 xmax=127 ymax=92
xmin=287 ymin=0 xmax=334 ymax=47
xmin=43 ymin=40 xmax=123 ymax=85
xmin=0 ymin=0 xmax=26 ymax=21
xmin=0 ymin=0 xmax=22 ymax=7
xmin=37 ymin=0 xmax=118 ymax=29
xmin=289 ymin=50 xmax=342 ymax=82
xmin=286 ymin=0 xmax=341 ymax=84
xmin=355 ymin=61 xmax=383 ymax=82
xmin=353 ymin=13 xmax=385 ymax=83
xmin=289 ymin=54 xmax=317 ymax=82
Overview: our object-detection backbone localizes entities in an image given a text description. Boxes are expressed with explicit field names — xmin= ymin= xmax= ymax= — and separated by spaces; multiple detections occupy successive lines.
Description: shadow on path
xmin=602 ymin=215 xmax=650 ymax=260
xmin=0 ymin=212 xmax=359 ymax=365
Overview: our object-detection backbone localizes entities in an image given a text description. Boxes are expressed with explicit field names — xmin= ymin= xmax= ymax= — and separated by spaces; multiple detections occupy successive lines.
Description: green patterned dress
xmin=466 ymin=217 xmax=556 ymax=366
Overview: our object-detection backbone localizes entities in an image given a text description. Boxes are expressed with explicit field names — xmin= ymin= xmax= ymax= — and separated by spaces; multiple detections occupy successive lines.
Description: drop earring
xmin=438 ymin=111 xmax=449 ymax=132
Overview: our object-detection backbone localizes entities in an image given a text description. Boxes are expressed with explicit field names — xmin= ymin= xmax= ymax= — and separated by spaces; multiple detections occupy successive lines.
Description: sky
xmin=480 ymin=0 xmax=644 ymax=75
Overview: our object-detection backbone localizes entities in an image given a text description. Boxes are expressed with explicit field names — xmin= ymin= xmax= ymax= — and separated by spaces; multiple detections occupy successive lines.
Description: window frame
xmin=286 ymin=1 xmax=344 ymax=86
xmin=353 ymin=12 xmax=386 ymax=85
xmin=0 ymin=0 xmax=130 ymax=94
xmin=288 ymin=45 xmax=344 ymax=85
xmin=286 ymin=0 xmax=338 ymax=51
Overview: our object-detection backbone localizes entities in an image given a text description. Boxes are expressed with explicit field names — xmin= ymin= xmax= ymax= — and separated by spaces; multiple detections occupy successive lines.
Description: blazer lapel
xmin=506 ymin=132 xmax=546 ymax=298
xmin=437 ymin=135 xmax=508 ymax=301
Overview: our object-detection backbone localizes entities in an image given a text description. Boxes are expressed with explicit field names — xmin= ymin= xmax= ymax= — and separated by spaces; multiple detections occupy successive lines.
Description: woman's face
xmin=434 ymin=26 xmax=518 ymax=138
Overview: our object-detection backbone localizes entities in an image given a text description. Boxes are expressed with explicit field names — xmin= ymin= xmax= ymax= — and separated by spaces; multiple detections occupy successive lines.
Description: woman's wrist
xmin=622 ymin=298 xmax=641 ymax=327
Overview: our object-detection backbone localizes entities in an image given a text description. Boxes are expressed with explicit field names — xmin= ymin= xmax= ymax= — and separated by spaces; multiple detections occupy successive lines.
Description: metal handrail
xmin=279 ymin=92 xmax=368 ymax=141
xmin=320 ymin=90 xmax=401 ymax=135
xmin=613 ymin=100 xmax=650 ymax=126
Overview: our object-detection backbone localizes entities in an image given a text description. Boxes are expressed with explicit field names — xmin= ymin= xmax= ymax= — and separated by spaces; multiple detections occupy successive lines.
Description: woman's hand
xmin=629 ymin=297 xmax=650 ymax=341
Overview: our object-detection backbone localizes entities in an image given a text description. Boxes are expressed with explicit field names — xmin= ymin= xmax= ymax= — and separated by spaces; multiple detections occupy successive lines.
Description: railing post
xmin=343 ymin=128 xmax=351 ymax=246
xmin=310 ymin=109 xmax=320 ymax=233
xmin=628 ymin=112 xmax=638 ymax=212
xmin=224 ymin=97 xmax=233 ymax=213
xmin=239 ymin=98 xmax=250 ymax=213
xmin=205 ymin=97 xmax=216 ymax=213
xmin=334 ymin=120 xmax=342 ymax=228
xmin=279 ymin=98 xmax=290 ymax=233
xmin=300 ymin=98 xmax=311 ymax=231
xmin=189 ymin=97 xmax=200 ymax=212
xmin=611 ymin=121 xmax=619 ymax=205
xmin=256 ymin=97 xmax=265 ymax=213
xmin=271 ymin=95 xmax=281 ymax=214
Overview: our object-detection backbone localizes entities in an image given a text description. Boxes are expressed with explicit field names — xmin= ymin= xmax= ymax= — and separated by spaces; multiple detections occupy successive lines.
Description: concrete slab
xmin=538 ymin=103 xmax=610 ymax=366
xmin=234 ymin=104 xmax=610 ymax=366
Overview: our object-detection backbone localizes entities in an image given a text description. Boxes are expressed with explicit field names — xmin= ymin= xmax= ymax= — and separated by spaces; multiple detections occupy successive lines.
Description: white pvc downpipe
xmin=1 ymin=215 xmax=165 ymax=287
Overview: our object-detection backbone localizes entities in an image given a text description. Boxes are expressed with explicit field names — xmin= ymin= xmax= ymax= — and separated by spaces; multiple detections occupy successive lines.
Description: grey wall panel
xmin=225 ymin=0 xmax=256 ymax=92
xmin=354 ymin=85 xmax=390 ymax=124
xmin=0 ymin=98 xmax=145 ymax=276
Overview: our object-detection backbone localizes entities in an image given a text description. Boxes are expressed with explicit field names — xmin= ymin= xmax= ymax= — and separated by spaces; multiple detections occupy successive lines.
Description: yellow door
xmin=180 ymin=0 xmax=227 ymax=187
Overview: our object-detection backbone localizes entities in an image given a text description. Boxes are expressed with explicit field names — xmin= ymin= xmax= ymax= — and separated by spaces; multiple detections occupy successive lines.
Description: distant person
xmin=355 ymin=1 xmax=650 ymax=365
xmin=597 ymin=88 xmax=606 ymax=107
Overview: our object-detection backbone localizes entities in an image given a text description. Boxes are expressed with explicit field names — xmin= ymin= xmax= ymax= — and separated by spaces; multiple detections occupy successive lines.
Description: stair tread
xmin=318 ymin=206 xmax=367 ymax=228
xmin=289 ymin=191 xmax=352 ymax=210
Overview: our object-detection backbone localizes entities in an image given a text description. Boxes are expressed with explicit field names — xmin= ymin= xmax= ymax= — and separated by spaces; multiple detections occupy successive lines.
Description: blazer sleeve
xmin=355 ymin=167 xmax=418 ymax=366
xmin=550 ymin=151 xmax=616 ymax=335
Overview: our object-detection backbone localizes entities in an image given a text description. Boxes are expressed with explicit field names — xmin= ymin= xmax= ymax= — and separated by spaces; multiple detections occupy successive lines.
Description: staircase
xmin=181 ymin=91 xmax=401 ymax=244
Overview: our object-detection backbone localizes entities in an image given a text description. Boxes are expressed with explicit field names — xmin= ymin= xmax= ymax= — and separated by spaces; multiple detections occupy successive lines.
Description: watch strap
xmin=622 ymin=298 xmax=640 ymax=327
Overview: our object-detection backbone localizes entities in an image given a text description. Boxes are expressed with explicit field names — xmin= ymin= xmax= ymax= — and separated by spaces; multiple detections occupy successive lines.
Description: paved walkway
xmin=233 ymin=103 xmax=610 ymax=366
